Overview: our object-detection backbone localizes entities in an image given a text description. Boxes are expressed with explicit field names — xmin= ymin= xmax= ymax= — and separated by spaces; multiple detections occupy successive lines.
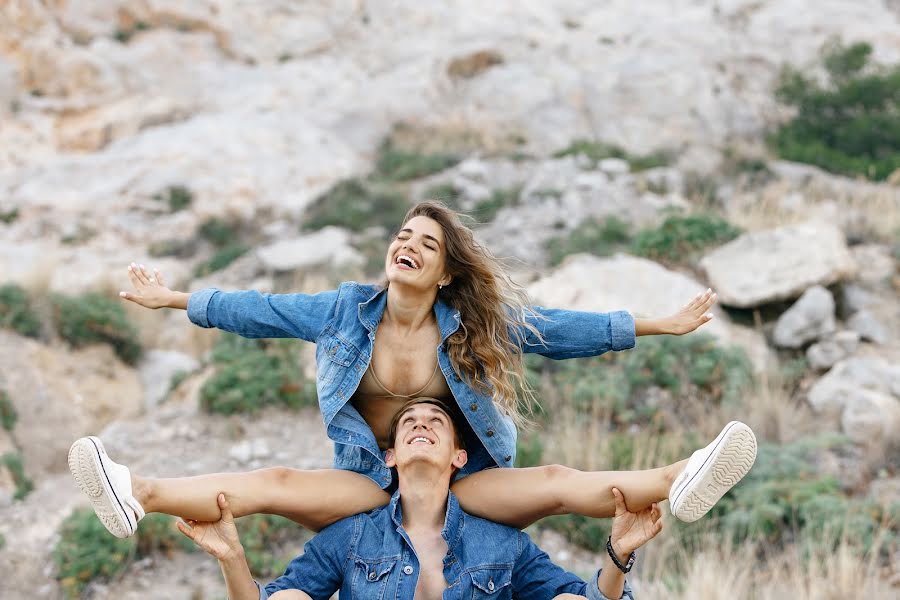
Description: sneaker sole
xmin=68 ymin=437 xmax=135 ymax=538
xmin=670 ymin=421 xmax=756 ymax=523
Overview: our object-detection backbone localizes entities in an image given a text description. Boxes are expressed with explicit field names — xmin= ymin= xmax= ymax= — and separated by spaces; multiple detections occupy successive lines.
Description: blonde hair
xmin=399 ymin=201 xmax=543 ymax=426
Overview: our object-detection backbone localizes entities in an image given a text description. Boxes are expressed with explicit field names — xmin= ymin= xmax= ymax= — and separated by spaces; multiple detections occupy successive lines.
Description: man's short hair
xmin=388 ymin=397 xmax=466 ymax=450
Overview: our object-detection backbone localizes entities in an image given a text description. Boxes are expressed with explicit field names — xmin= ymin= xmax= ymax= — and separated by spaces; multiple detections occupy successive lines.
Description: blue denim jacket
xmin=255 ymin=491 xmax=634 ymax=600
xmin=188 ymin=282 xmax=635 ymax=488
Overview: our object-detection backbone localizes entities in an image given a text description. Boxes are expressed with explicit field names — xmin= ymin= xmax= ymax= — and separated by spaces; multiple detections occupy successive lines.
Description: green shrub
xmin=629 ymin=212 xmax=742 ymax=263
xmin=54 ymin=509 xmax=193 ymax=598
xmin=423 ymin=182 xmax=462 ymax=207
xmin=2 ymin=451 xmax=34 ymax=500
xmin=194 ymin=243 xmax=249 ymax=277
xmin=543 ymin=513 xmax=611 ymax=554
xmin=771 ymin=40 xmax=900 ymax=181
xmin=236 ymin=514 xmax=305 ymax=577
xmin=0 ymin=532 xmax=4 ymax=549
xmin=113 ymin=20 xmax=150 ymax=43
xmin=148 ymin=238 xmax=196 ymax=258
xmin=515 ymin=432 xmax=544 ymax=468
xmin=51 ymin=293 xmax=142 ymax=364
xmin=546 ymin=216 xmax=631 ymax=266
xmin=0 ymin=389 xmax=16 ymax=431
xmin=374 ymin=140 xmax=460 ymax=181
xmin=154 ymin=185 xmax=193 ymax=212
xmin=198 ymin=217 xmax=239 ymax=247
xmin=200 ymin=334 xmax=316 ymax=415
xmin=304 ymin=178 xmax=410 ymax=233
xmin=0 ymin=283 xmax=42 ymax=338
xmin=474 ymin=187 xmax=521 ymax=223
xmin=553 ymin=139 xmax=670 ymax=171
xmin=0 ymin=207 xmax=18 ymax=224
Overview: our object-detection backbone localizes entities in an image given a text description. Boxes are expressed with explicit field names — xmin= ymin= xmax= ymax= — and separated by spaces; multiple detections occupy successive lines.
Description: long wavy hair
xmin=397 ymin=201 xmax=543 ymax=426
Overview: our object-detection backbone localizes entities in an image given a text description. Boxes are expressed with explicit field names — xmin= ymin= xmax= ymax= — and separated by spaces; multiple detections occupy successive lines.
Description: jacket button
xmin=504 ymin=455 xmax=512 ymax=462
xmin=486 ymin=429 xmax=494 ymax=437
xmin=368 ymin=572 xmax=377 ymax=581
xmin=403 ymin=565 xmax=414 ymax=575
xmin=469 ymin=403 xmax=477 ymax=411
xmin=488 ymin=579 xmax=495 ymax=592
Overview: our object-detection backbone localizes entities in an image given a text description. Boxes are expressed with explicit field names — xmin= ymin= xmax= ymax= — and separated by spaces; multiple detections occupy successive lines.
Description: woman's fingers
xmin=154 ymin=268 xmax=165 ymax=288
xmin=126 ymin=264 xmax=144 ymax=289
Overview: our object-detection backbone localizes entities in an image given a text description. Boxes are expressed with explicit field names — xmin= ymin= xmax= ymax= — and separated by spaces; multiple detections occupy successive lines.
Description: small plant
xmin=473 ymin=187 xmax=521 ymax=223
xmin=374 ymin=140 xmax=460 ymax=181
xmin=235 ymin=514 xmax=305 ymax=577
xmin=304 ymin=178 xmax=410 ymax=233
xmin=148 ymin=238 xmax=196 ymax=258
xmin=194 ymin=244 xmax=249 ymax=277
xmin=545 ymin=216 xmax=631 ymax=266
xmin=0 ymin=389 xmax=16 ymax=431
xmin=154 ymin=185 xmax=193 ymax=212
xmin=771 ymin=39 xmax=900 ymax=181
xmin=553 ymin=139 xmax=670 ymax=171
xmin=2 ymin=451 xmax=34 ymax=500
xmin=0 ymin=283 xmax=42 ymax=338
xmin=113 ymin=20 xmax=150 ymax=43
xmin=629 ymin=212 xmax=742 ymax=263
xmin=423 ymin=182 xmax=462 ymax=207
xmin=51 ymin=293 xmax=142 ymax=364
xmin=0 ymin=207 xmax=18 ymax=224
xmin=198 ymin=218 xmax=239 ymax=247
xmin=200 ymin=335 xmax=316 ymax=415
xmin=515 ymin=432 xmax=544 ymax=468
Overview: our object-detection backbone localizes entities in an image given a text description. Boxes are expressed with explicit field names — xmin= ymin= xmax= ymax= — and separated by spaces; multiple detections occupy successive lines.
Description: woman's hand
xmin=120 ymin=263 xmax=180 ymax=309
xmin=636 ymin=288 xmax=717 ymax=336
xmin=177 ymin=493 xmax=244 ymax=562
xmin=609 ymin=487 xmax=663 ymax=558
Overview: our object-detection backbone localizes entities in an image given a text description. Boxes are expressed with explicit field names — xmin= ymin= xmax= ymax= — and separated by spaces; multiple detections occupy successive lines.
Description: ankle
xmin=132 ymin=475 xmax=152 ymax=509
xmin=663 ymin=460 xmax=688 ymax=491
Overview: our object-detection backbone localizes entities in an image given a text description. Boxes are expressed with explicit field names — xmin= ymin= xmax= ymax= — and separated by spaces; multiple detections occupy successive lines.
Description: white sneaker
xmin=68 ymin=436 xmax=145 ymax=538
xmin=669 ymin=421 xmax=757 ymax=523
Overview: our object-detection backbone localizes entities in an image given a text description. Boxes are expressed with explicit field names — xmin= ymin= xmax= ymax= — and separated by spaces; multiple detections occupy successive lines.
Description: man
xmin=179 ymin=398 xmax=674 ymax=599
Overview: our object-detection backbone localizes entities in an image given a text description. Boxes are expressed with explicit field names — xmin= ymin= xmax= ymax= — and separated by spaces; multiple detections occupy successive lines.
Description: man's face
xmin=385 ymin=403 xmax=467 ymax=472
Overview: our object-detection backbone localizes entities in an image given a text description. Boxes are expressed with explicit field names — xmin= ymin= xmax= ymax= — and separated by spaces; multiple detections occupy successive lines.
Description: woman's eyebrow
xmin=397 ymin=228 xmax=441 ymax=247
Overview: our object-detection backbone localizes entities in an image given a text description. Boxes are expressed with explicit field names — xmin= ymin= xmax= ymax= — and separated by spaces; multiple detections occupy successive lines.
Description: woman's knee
xmin=269 ymin=590 xmax=310 ymax=600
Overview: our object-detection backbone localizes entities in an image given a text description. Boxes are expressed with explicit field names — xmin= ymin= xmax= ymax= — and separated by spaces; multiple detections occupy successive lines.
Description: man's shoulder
xmin=461 ymin=511 xmax=524 ymax=543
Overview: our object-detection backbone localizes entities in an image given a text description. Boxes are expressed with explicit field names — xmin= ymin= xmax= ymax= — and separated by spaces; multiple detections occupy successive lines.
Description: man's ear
xmin=385 ymin=449 xmax=396 ymax=468
xmin=452 ymin=449 xmax=467 ymax=470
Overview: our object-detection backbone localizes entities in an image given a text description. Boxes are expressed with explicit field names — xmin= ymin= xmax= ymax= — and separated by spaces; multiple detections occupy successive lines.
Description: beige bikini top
xmin=367 ymin=349 xmax=442 ymax=399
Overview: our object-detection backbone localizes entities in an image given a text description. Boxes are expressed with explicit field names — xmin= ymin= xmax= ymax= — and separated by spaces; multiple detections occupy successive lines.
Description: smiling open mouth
xmin=396 ymin=255 xmax=419 ymax=269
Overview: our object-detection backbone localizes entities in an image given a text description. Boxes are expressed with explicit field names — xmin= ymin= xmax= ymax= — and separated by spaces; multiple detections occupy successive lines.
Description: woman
xmin=69 ymin=201 xmax=754 ymax=538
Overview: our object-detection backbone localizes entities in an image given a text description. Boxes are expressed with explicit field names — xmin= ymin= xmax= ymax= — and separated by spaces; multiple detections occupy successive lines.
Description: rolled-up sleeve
xmin=511 ymin=532 xmax=593 ymax=597
xmin=519 ymin=307 xmax=636 ymax=359
xmin=584 ymin=569 xmax=635 ymax=600
xmin=187 ymin=288 xmax=339 ymax=342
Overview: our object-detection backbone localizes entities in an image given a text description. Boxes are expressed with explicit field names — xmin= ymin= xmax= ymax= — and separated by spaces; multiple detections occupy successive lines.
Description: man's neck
xmin=384 ymin=285 xmax=437 ymax=334
xmin=397 ymin=467 xmax=452 ymax=532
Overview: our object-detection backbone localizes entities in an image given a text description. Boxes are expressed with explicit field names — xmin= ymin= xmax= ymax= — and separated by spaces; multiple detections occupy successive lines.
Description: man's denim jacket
xmin=255 ymin=491 xmax=634 ymax=600
xmin=188 ymin=282 xmax=635 ymax=488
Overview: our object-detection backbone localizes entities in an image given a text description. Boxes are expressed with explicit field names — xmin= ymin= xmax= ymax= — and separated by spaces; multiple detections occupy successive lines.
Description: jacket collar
xmin=388 ymin=489 xmax=464 ymax=546
xmin=358 ymin=286 xmax=461 ymax=342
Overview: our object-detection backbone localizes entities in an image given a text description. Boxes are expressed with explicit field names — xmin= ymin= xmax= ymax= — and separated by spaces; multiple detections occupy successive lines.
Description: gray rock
xmin=700 ymin=222 xmax=856 ymax=308
xmin=773 ymin=285 xmax=836 ymax=348
xmin=806 ymin=331 xmax=860 ymax=371
xmin=808 ymin=357 xmax=900 ymax=444
xmin=598 ymin=158 xmax=630 ymax=176
xmin=847 ymin=310 xmax=889 ymax=345
xmin=139 ymin=350 xmax=200 ymax=411
xmin=839 ymin=283 xmax=877 ymax=317
xmin=256 ymin=227 xmax=363 ymax=272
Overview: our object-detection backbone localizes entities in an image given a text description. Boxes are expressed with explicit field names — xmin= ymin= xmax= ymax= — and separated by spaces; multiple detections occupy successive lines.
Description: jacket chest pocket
xmin=352 ymin=558 xmax=396 ymax=600
xmin=468 ymin=566 xmax=513 ymax=599
xmin=316 ymin=332 xmax=359 ymax=386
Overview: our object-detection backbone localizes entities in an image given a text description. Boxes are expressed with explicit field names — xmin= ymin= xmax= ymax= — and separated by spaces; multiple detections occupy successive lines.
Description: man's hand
xmin=609 ymin=487 xmax=663 ymax=558
xmin=120 ymin=263 xmax=185 ymax=309
xmin=177 ymin=493 xmax=244 ymax=562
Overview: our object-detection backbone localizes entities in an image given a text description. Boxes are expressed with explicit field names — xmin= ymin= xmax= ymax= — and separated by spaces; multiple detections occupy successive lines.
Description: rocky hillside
xmin=1 ymin=1 xmax=899 ymax=599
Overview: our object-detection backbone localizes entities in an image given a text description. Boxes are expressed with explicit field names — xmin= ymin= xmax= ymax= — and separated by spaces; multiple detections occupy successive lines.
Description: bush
xmin=154 ymin=185 xmax=192 ymax=212
xmin=51 ymin=293 xmax=142 ymax=364
xmin=374 ymin=140 xmax=460 ymax=181
xmin=198 ymin=217 xmax=239 ymax=247
xmin=0 ymin=207 xmax=18 ymax=224
xmin=54 ymin=509 xmax=193 ymax=598
xmin=194 ymin=243 xmax=249 ymax=276
xmin=148 ymin=238 xmax=196 ymax=259
xmin=515 ymin=432 xmax=544 ymax=468
xmin=236 ymin=514 xmax=305 ymax=577
xmin=0 ymin=389 xmax=16 ymax=431
xmin=304 ymin=178 xmax=410 ymax=233
xmin=553 ymin=139 xmax=670 ymax=171
xmin=543 ymin=513 xmax=611 ymax=554
xmin=771 ymin=40 xmax=900 ymax=181
xmin=0 ymin=283 xmax=42 ymax=338
xmin=629 ymin=212 xmax=742 ymax=263
xmin=200 ymin=334 xmax=316 ymax=415
xmin=546 ymin=216 xmax=631 ymax=266
xmin=1 ymin=451 xmax=34 ymax=500
xmin=473 ymin=187 xmax=521 ymax=223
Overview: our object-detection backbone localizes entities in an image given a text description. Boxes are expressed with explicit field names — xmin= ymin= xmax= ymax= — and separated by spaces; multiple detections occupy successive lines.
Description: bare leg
xmin=451 ymin=460 xmax=686 ymax=529
xmin=134 ymin=468 xmax=390 ymax=531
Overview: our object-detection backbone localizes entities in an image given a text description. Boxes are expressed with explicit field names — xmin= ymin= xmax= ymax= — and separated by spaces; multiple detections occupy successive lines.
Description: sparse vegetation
xmin=200 ymin=334 xmax=316 ymax=415
xmin=1 ymin=451 xmax=34 ymax=500
xmin=154 ymin=185 xmax=193 ymax=212
xmin=374 ymin=139 xmax=461 ymax=181
xmin=113 ymin=20 xmax=150 ymax=43
xmin=629 ymin=212 xmax=742 ymax=263
xmin=553 ymin=139 xmax=670 ymax=171
xmin=194 ymin=243 xmax=249 ymax=276
xmin=51 ymin=293 xmax=142 ymax=364
xmin=0 ymin=283 xmax=42 ymax=338
xmin=0 ymin=207 xmax=18 ymax=224
xmin=771 ymin=39 xmax=900 ymax=181
xmin=546 ymin=216 xmax=631 ymax=266
xmin=0 ymin=389 xmax=16 ymax=431
xmin=148 ymin=238 xmax=196 ymax=259
xmin=473 ymin=187 xmax=521 ymax=223
xmin=198 ymin=217 xmax=239 ymax=247
xmin=304 ymin=178 xmax=409 ymax=233
xmin=235 ymin=514 xmax=306 ymax=577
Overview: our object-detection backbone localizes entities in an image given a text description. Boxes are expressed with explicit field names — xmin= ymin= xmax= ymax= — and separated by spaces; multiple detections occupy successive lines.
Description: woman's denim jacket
xmin=256 ymin=491 xmax=633 ymax=600
xmin=188 ymin=282 xmax=635 ymax=488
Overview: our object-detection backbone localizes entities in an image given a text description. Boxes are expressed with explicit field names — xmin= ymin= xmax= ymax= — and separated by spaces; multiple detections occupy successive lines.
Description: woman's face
xmin=385 ymin=215 xmax=450 ymax=291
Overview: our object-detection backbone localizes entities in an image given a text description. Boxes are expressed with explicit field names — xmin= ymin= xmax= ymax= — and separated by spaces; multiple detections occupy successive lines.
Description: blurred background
xmin=0 ymin=1 xmax=898 ymax=598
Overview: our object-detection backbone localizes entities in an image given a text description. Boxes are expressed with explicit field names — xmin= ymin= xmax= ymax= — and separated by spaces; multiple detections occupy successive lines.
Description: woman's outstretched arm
xmin=633 ymin=288 xmax=717 ymax=336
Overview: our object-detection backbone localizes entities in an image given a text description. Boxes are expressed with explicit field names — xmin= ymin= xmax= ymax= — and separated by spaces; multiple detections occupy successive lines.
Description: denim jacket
xmin=255 ymin=491 xmax=634 ymax=600
xmin=188 ymin=282 xmax=635 ymax=488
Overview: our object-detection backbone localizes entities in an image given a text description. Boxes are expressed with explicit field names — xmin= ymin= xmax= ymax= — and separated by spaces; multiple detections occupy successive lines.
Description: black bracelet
xmin=606 ymin=536 xmax=636 ymax=573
